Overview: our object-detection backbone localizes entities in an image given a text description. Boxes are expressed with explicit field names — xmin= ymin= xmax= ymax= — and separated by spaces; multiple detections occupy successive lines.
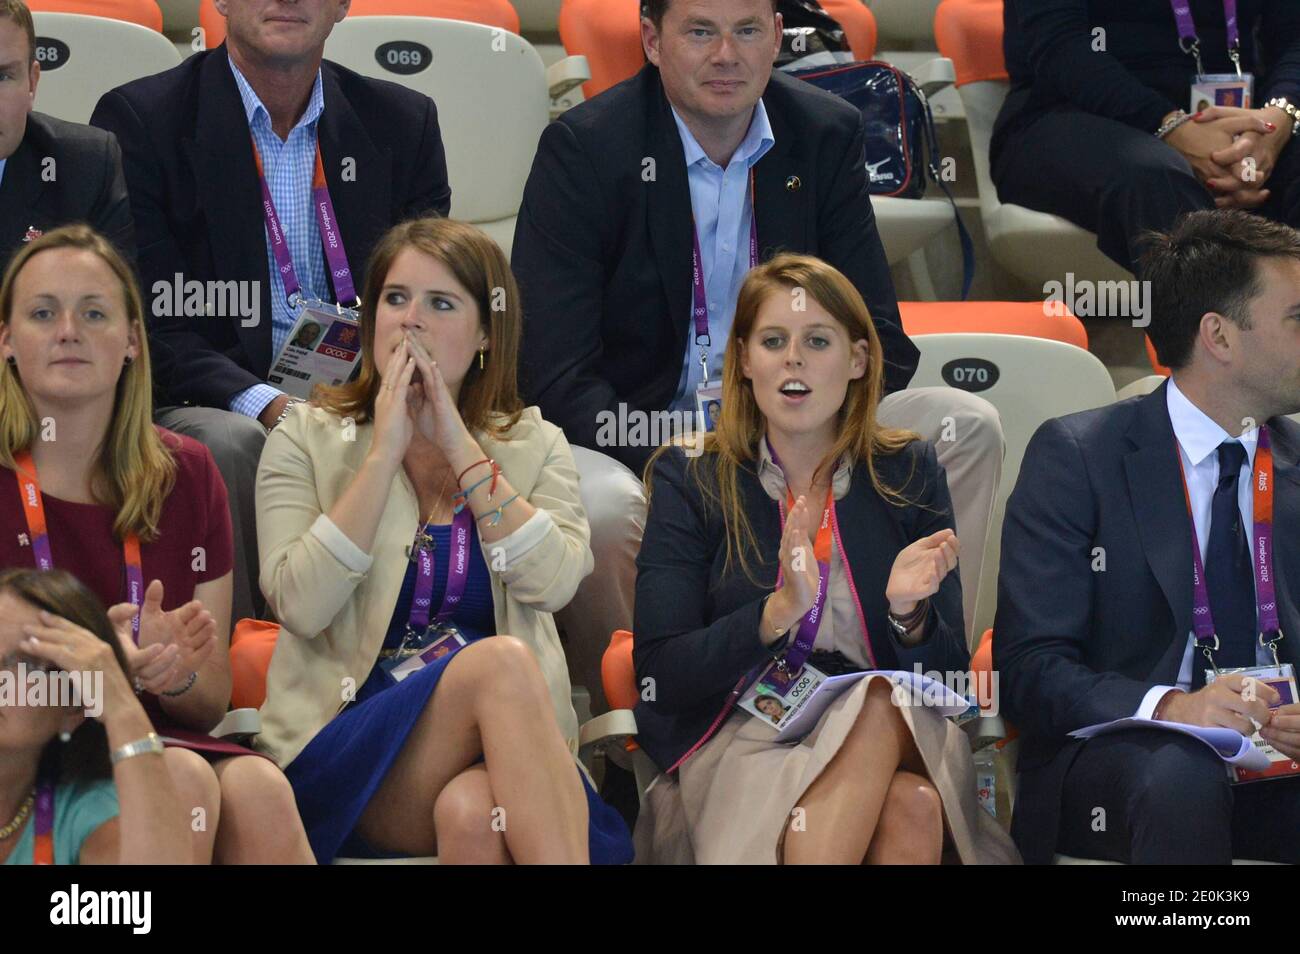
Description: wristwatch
xmin=110 ymin=732 xmax=165 ymax=765
xmin=1265 ymin=97 xmax=1300 ymax=136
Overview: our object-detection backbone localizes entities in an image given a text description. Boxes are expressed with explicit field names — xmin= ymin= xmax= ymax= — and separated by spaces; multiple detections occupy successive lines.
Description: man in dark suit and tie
xmin=0 ymin=0 xmax=132 ymax=268
xmin=996 ymin=209 xmax=1300 ymax=864
xmin=512 ymin=0 xmax=1003 ymax=710
xmin=90 ymin=0 xmax=450 ymax=621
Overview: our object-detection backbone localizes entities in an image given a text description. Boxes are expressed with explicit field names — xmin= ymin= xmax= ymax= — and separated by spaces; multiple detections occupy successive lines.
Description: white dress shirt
xmin=1135 ymin=378 xmax=1273 ymax=718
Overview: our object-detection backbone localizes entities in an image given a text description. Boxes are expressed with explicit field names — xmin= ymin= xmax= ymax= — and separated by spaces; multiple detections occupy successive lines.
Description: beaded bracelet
xmin=160 ymin=671 xmax=198 ymax=698
xmin=476 ymin=493 xmax=520 ymax=527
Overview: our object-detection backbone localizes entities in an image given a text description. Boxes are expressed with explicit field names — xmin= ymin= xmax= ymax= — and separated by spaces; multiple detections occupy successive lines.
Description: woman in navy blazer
xmin=632 ymin=254 xmax=1019 ymax=865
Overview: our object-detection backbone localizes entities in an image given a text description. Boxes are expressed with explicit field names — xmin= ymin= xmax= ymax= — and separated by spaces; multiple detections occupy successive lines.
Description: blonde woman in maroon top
xmin=0 ymin=225 xmax=312 ymax=863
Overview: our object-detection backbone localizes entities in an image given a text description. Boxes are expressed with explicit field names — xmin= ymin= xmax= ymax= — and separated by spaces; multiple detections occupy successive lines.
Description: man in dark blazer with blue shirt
xmin=89 ymin=0 xmax=450 ymax=622
xmin=512 ymin=0 xmax=1003 ymax=713
xmin=0 ymin=0 xmax=132 ymax=268
xmin=995 ymin=210 xmax=1300 ymax=864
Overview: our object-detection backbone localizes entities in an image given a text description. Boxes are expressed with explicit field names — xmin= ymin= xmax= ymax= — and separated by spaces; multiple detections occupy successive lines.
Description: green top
xmin=3 ymin=777 xmax=118 ymax=865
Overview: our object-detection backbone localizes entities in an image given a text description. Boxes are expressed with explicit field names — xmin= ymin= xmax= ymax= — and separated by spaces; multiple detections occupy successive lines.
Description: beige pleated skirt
xmin=634 ymin=674 xmax=1022 ymax=864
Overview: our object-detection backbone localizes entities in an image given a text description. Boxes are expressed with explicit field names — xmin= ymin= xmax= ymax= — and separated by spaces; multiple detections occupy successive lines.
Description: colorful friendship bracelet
xmin=476 ymin=493 xmax=520 ymax=527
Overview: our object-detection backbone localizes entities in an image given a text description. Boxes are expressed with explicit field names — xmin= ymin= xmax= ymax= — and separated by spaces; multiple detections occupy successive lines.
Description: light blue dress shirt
xmin=227 ymin=58 xmax=328 ymax=420
xmin=0 ymin=157 xmax=7 ymax=189
xmin=667 ymin=102 xmax=775 ymax=412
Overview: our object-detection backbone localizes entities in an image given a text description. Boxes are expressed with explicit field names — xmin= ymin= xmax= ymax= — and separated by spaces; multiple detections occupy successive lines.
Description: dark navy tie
xmin=1193 ymin=440 xmax=1256 ymax=688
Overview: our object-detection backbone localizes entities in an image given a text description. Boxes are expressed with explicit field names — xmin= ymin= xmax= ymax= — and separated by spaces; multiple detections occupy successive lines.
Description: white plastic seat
xmin=30 ymin=12 xmax=182 ymax=124
xmin=323 ymin=16 xmax=586 ymax=260
xmin=1116 ymin=373 xmax=1167 ymax=401
xmin=873 ymin=195 xmax=955 ymax=265
xmin=907 ymin=333 xmax=1116 ymax=636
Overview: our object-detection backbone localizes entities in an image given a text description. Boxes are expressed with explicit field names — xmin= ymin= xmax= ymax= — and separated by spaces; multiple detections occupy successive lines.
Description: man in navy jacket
xmin=512 ymin=0 xmax=1002 ymax=710
xmin=90 ymin=0 xmax=450 ymax=621
xmin=0 ymin=2 xmax=132 ymax=267
xmin=996 ymin=210 xmax=1300 ymax=864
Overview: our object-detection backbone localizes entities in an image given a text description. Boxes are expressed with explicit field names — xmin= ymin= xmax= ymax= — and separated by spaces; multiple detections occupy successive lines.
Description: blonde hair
xmin=315 ymin=217 xmax=524 ymax=439
xmin=649 ymin=253 xmax=918 ymax=580
xmin=0 ymin=225 xmax=176 ymax=542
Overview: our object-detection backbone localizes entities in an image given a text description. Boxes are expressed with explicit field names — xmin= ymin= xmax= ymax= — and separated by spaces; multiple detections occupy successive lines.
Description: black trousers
xmin=991 ymin=107 xmax=1300 ymax=274
xmin=1057 ymin=728 xmax=1300 ymax=864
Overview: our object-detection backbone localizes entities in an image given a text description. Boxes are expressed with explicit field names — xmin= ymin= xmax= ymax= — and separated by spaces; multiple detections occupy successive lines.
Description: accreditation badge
xmin=267 ymin=298 xmax=363 ymax=399
xmin=694 ymin=382 xmax=723 ymax=433
xmin=1207 ymin=663 xmax=1299 ymax=783
xmin=382 ymin=625 xmax=468 ymax=684
xmin=736 ymin=659 xmax=827 ymax=731
xmin=1190 ymin=73 xmax=1254 ymax=112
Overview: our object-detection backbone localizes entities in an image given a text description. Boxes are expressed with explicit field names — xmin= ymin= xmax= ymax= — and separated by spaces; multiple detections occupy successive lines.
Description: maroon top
xmin=0 ymin=428 xmax=233 ymax=608
xmin=0 ymin=428 xmax=249 ymax=759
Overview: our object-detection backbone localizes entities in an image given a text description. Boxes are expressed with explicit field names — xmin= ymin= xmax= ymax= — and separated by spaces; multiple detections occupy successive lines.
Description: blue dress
xmin=285 ymin=523 xmax=633 ymax=864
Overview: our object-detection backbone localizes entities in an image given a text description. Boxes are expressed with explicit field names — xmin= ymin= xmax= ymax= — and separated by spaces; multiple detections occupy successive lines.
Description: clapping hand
xmin=107 ymin=580 xmax=216 ymax=696
xmin=885 ymin=528 xmax=959 ymax=616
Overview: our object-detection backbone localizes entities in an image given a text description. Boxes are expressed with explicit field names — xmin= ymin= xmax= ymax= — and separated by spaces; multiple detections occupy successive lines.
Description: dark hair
xmin=0 ymin=568 xmax=127 ymax=784
xmin=643 ymin=0 xmax=779 ymax=27
xmin=1139 ymin=210 xmax=1300 ymax=370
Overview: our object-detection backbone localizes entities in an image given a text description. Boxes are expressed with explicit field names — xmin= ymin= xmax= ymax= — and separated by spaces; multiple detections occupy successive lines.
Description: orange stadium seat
xmin=228 ymin=618 xmax=279 ymax=710
xmin=899 ymin=300 xmax=1088 ymax=350
xmin=26 ymin=0 xmax=162 ymax=32
xmin=558 ymin=0 xmax=642 ymax=100
xmin=933 ymin=0 xmax=1006 ymax=87
xmin=199 ymin=0 xmax=520 ymax=49
xmin=818 ymin=0 xmax=877 ymax=61
xmin=602 ymin=629 xmax=640 ymax=713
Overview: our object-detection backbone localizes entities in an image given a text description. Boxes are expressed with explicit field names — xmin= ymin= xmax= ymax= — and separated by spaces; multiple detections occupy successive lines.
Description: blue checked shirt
xmin=668 ymin=102 xmax=774 ymax=413
xmin=227 ymin=59 xmax=328 ymax=420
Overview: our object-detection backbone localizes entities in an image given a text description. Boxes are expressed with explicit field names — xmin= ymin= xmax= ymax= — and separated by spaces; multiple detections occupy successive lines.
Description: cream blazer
xmin=252 ymin=403 xmax=593 ymax=767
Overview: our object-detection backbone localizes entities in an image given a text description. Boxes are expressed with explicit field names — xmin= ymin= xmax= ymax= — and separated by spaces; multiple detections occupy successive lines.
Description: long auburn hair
xmin=315 ymin=217 xmax=524 ymax=438
xmin=0 ymin=225 xmax=176 ymax=542
xmin=649 ymin=253 xmax=919 ymax=579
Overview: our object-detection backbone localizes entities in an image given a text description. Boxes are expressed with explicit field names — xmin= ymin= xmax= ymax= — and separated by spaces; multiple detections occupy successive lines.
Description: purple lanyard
xmin=1170 ymin=0 xmax=1242 ymax=75
xmin=766 ymin=441 xmax=833 ymax=674
xmin=690 ymin=169 xmax=759 ymax=382
xmin=774 ymin=498 xmax=831 ymax=674
xmin=1181 ymin=427 xmax=1281 ymax=662
xmin=408 ymin=507 xmax=474 ymax=633
xmin=33 ymin=781 xmax=53 ymax=864
xmin=251 ymin=138 xmax=359 ymax=308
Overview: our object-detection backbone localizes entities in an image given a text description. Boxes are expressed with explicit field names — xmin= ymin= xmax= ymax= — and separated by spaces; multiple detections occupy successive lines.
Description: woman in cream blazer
xmin=253 ymin=218 xmax=632 ymax=865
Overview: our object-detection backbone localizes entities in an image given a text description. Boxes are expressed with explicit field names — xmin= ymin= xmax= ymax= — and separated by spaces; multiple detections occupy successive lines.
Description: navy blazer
xmin=89 ymin=45 xmax=451 ymax=410
xmin=511 ymin=65 xmax=919 ymax=476
xmin=993 ymin=382 xmax=1300 ymax=863
xmin=633 ymin=440 xmax=969 ymax=773
xmin=0 ymin=111 xmax=134 ymax=268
